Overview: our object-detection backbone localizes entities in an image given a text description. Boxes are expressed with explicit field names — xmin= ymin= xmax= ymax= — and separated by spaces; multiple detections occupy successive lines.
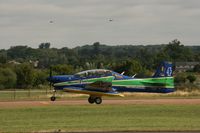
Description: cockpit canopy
xmin=74 ymin=69 xmax=112 ymax=78
xmin=74 ymin=69 xmax=132 ymax=80
xmin=48 ymin=69 xmax=132 ymax=83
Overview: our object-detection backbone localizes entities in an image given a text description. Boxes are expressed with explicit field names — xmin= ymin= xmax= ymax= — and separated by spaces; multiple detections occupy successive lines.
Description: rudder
xmin=153 ymin=61 xmax=173 ymax=77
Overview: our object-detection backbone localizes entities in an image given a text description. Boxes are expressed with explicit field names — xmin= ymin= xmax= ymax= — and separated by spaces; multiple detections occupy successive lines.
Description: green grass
xmin=0 ymin=90 xmax=50 ymax=101
xmin=0 ymin=105 xmax=200 ymax=132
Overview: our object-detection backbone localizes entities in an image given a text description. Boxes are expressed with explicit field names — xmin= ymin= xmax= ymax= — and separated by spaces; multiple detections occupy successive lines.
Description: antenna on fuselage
xmin=50 ymin=66 xmax=52 ymax=77
xmin=132 ymin=74 xmax=137 ymax=78
xmin=121 ymin=71 xmax=125 ymax=75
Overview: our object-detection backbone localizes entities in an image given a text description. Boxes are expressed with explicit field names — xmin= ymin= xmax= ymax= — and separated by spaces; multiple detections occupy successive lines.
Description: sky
xmin=0 ymin=0 xmax=200 ymax=49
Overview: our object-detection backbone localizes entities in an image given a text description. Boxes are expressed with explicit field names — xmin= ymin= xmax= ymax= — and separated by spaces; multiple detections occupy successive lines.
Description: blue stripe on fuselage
xmin=114 ymin=86 xmax=174 ymax=93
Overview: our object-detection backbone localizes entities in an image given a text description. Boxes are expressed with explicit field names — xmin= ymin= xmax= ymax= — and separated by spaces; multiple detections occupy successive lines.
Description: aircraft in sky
xmin=47 ymin=61 xmax=174 ymax=104
xmin=109 ymin=19 xmax=113 ymax=22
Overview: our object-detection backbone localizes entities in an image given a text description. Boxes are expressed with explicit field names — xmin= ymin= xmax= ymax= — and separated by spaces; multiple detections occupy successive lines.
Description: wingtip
xmin=119 ymin=94 xmax=125 ymax=97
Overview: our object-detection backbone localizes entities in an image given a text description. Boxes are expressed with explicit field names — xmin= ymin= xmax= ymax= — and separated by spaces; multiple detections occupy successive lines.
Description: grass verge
xmin=0 ymin=104 xmax=200 ymax=132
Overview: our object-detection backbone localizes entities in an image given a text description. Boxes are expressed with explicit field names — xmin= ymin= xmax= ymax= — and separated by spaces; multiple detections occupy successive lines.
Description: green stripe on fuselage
xmin=82 ymin=76 xmax=114 ymax=83
xmin=112 ymin=77 xmax=174 ymax=88
xmin=54 ymin=76 xmax=114 ymax=86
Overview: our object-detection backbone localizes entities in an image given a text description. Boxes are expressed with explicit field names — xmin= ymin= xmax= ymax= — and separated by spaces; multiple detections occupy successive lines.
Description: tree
xmin=0 ymin=51 xmax=7 ymax=64
xmin=111 ymin=59 xmax=143 ymax=76
xmin=52 ymin=64 xmax=74 ymax=75
xmin=7 ymin=46 xmax=29 ymax=60
xmin=39 ymin=42 xmax=51 ymax=49
xmin=93 ymin=42 xmax=100 ymax=55
xmin=154 ymin=52 xmax=171 ymax=66
xmin=0 ymin=68 xmax=16 ymax=89
xmin=193 ymin=64 xmax=200 ymax=72
xmin=15 ymin=63 xmax=34 ymax=88
xmin=164 ymin=39 xmax=194 ymax=61
xmin=128 ymin=60 xmax=143 ymax=75
xmin=32 ymin=70 xmax=48 ymax=87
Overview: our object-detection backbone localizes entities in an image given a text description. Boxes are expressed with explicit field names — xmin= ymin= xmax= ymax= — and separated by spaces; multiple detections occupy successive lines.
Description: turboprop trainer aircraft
xmin=47 ymin=61 xmax=174 ymax=104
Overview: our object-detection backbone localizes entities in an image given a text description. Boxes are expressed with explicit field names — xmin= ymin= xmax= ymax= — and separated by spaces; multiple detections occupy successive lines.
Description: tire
xmin=50 ymin=96 xmax=56 ymax=101
xmin=94 ymin=97 xmax=102 ymax=104
xmin=88 ymin=97 xmax=95 ymax=104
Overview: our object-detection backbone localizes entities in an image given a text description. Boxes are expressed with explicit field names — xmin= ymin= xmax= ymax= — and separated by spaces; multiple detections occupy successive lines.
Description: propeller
xmin=45 ymin=66 xmax=53 ymax=95
xmin=48 ymin=66 xmax=56 ymax=101
xmin=49 ymin=66 xmax=53 ymax=90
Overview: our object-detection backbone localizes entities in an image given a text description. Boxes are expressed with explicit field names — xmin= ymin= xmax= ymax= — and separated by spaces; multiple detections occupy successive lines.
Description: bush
xmin=174 ymin=73 xmax=187 ymax=84
xmin=187 ymin=74 xmax=196 ymax=83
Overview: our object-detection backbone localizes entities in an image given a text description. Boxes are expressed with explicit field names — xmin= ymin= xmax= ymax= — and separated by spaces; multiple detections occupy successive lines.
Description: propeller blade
xmin=49 ymin=66 xmax=53 ymax=90
xmin=50 ymin=66 xmax=52 ymax=77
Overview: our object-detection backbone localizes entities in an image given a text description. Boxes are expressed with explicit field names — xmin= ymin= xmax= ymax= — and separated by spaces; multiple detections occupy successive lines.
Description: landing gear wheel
xmin=88 ymin=97 xmax=95 ymax=104
xmin=94 ymin=97 xmax=102 ymax=104
xmin=50 ymin=96 xmax=56 ymax=101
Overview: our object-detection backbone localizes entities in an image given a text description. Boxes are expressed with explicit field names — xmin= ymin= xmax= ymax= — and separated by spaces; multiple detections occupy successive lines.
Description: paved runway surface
xmin=0 ymin=99 xmax=200 ymax=108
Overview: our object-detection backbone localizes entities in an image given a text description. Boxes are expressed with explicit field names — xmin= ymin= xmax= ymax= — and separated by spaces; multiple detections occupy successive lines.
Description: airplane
xmin=47 ymin=61 xmax=174 ymax=104
xmin=109 ymin=19 xmax=113 ymax=22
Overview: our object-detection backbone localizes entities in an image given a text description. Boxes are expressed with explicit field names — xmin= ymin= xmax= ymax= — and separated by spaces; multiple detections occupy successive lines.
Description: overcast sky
xmin=0 ymin=0 xmax=200 ymax=49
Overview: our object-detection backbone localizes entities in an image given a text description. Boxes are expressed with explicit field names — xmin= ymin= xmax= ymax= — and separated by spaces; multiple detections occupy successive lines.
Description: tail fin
xmin=153 ymin=61 xmax=173 ymax=77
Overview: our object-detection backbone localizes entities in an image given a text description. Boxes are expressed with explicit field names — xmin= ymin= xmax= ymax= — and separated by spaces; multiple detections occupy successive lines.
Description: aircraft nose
xmin=47 ymin=76 xmax=59 ymax=83
xmin=47 ymin=75 xmax=74 ymax=83
xmin=47 ymin=77 xmax=53 ymax=82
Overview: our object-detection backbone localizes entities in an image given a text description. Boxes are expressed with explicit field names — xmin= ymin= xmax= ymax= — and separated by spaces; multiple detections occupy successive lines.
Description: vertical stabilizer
xmin=153 ymin=61 xmax=173 ymax=77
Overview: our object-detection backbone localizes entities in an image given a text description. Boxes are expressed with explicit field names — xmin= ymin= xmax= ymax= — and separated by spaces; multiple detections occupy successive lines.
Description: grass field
xmin=0 ymin=104 xmax=200 ymax=132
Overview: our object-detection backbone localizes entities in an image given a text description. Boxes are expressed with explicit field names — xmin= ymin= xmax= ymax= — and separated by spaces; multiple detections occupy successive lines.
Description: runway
xmin=0 ymin=98 xmax=200 ymax=108
xmin=71 ymin=132 xmax=199 ymax=133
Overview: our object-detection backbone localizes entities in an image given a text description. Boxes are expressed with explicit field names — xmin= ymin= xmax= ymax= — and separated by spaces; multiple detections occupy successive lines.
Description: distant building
xmin=29 ymin=60 xmax=39 ymax=68
xmin=175 ymin=62 xmax=200 ymax=72
xmin=8 ymin=60 xmax=21 ymax=65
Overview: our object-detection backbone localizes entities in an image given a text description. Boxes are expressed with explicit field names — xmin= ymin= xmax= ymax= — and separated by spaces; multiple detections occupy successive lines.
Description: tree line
xmin=0 ymin=39 xmax=199 ymax=89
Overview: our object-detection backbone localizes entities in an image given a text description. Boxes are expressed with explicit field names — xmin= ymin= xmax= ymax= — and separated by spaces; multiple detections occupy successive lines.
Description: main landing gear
xmin=50 ymin=90 xmax=56 ymax=101
xmin=49 ymin=89 xmax=102 ymax=104
xmin=50 ymin=96 xmax=56 ymax=101
xmin=88 ymin=96 xmax=102 ymax=104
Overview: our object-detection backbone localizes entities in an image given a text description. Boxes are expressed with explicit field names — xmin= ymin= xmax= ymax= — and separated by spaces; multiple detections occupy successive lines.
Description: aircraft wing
xmin=63 ymin=87 xmax=124 ymax=97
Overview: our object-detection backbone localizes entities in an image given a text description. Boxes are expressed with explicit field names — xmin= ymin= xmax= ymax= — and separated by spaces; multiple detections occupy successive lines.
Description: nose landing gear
xmin=50 ymin=96 xmax=56 ymax=101
xmin=50 ymin=90 xmax=56 ymax=101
